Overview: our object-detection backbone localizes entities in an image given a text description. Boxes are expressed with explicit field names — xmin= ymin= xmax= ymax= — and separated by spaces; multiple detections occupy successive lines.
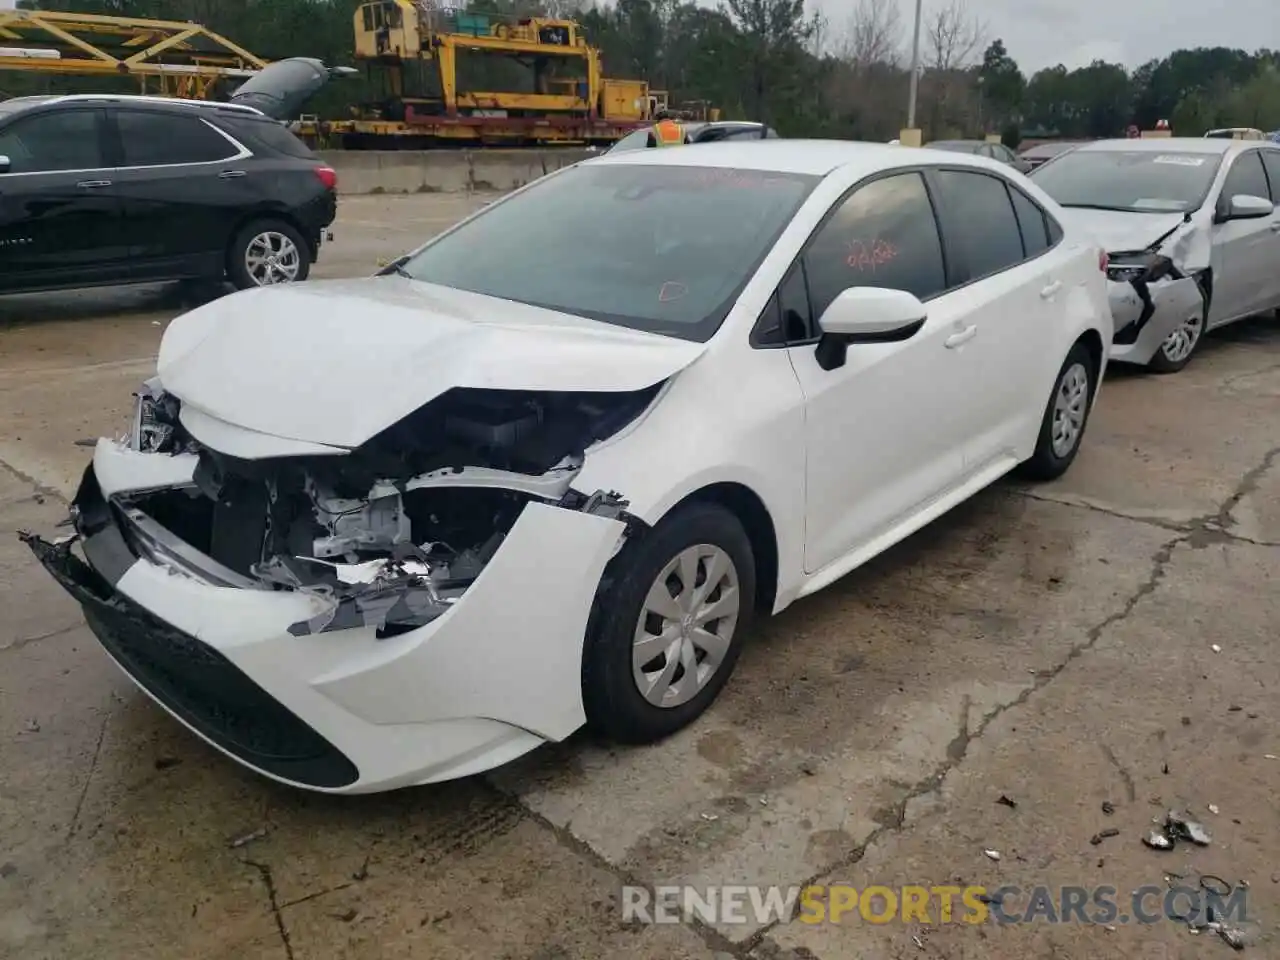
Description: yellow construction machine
xmin=0 ymin=8 xmax=265 ymax=99
xmin=295 ymin=0 xmax=668 ymax=148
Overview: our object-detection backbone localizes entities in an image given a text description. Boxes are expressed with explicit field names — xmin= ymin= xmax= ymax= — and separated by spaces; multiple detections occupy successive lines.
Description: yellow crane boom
xmin=0 ymin=9 xmax=266 ymax=99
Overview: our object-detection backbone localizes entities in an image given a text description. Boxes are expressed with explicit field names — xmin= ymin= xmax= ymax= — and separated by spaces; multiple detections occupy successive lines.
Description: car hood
xmin=156 ymin=278 xmax=706 ymax=450
xmin=1055 ymin=207 xmax=1212 ymax=272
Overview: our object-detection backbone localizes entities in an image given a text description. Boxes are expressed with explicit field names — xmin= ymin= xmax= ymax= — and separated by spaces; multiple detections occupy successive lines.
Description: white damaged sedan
xmin=26 ymin=141 xmax=1111 ymax=793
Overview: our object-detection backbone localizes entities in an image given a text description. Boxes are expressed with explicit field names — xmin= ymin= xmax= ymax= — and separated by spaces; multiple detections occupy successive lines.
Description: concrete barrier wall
xmin=318 ymin=149 xmax=595 ymax=195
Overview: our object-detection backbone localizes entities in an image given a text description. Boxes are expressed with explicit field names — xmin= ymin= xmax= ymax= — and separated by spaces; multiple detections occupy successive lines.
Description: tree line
xmin=10 ymin=0 xmax=1280 ymax=143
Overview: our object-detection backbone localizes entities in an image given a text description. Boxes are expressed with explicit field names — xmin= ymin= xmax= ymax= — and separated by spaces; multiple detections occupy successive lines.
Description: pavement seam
xmin=66 ymin=709 xmax=111 ymax=841
xmin=244 ymin=859 xmax=296 ymax=960
xmin=0 ymin=453 xmax=67 ymax=506
xmin=2 ymin=620 xmax=81 ymax=655
xmin=1012 ymin=488 xmax=1190 ymax=534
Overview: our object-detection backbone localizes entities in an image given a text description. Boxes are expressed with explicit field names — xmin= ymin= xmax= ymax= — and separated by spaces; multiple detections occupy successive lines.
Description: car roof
xmin=0 ymin=93 xmax=264 ymax=118
xmin=1071 ymin=137 xmax=1258 ymax=156
xmin=588 ymin=138 xmax=1017 ymax=178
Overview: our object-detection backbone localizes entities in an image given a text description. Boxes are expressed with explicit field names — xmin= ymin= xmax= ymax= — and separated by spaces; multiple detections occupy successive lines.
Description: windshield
xmin=1024 ymin=142 xmax=1076 ymax=159
xmin=398 ymin=162 xmax=818 ymax=342
xmin=1030 ymin=149 xmax=1223 ymax=213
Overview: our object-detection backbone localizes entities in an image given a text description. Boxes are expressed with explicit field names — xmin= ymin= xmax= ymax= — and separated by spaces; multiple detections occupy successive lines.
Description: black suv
xmin=0 ymin=94 xmax=337 ymax=294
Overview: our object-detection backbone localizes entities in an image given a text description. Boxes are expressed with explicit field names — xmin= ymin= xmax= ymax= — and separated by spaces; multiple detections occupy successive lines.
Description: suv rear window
xmin=220 ymin=115 xmax=316 ymax=159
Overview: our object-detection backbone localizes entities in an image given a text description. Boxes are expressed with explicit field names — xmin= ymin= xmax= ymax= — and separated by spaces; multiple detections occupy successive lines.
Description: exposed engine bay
xmin=118 ymin=383 xmax=655 ymax=637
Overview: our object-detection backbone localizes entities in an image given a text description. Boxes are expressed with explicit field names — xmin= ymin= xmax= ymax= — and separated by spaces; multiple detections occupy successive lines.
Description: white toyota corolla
xmin=26 ymin=141 xmax=1111 ymax=793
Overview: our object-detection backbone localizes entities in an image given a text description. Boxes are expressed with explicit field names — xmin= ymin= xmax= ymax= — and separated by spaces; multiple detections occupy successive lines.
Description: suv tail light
xmin=314 ymin=165 xmax=337 ymax=191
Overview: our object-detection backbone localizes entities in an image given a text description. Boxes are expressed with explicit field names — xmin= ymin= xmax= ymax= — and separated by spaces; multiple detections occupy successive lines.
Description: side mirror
xmin=1221 ymin=193 xmax=1274 ymax=221
xmin=0 ymin=155 xmax=10 ymax=174
xmin=814 ymin=287 xmax=927 ymax=371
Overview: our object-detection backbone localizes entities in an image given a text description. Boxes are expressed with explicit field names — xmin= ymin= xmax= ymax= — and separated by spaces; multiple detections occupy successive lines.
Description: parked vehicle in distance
xmin=1019 ymin=140 xmax=1084 ymax=170
xmin=1030 ymin=137 xmax=1280 ymax=372
xmin=1204 ymin=127 xmax=1266 ymax=140
xmin=926 ymin=139 xmax=1032 ymax=173
xmin=0 ymin=89 xmax=337 ymax=295
xmin=605 ymin=120 xmax=778 ymax=154
xmin=27 ymin=140 xmax=1110 ymax=793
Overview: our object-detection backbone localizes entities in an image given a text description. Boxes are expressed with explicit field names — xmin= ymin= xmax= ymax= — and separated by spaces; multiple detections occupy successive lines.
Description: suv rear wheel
xmin=228 ymin=219 xmax=311 ymax=289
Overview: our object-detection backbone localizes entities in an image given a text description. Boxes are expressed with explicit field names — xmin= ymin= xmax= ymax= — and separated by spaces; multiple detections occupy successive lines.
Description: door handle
xmin=945 ymin=325 xmax=977 ymax=348
xmin=1040 ymin=280 xmax=1063 ymax=299
xmin=219 ymin=170 xmax=247 ymax=179
xmin=76 ymin=180 xmax=111 ymax=188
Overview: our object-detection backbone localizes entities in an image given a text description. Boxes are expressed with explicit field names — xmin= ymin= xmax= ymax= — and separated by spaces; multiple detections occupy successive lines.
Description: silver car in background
xmin=1030 ymin=138 xmax=1280 ymax=372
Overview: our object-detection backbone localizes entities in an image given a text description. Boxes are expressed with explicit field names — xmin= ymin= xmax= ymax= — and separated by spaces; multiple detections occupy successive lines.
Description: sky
xmin=816 ymin=0 xmax=1275 ymax=74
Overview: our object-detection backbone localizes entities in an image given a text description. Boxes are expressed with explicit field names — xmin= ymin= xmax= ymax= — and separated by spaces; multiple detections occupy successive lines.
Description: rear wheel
xmin=1017 ymin=341 xmax=1096 ymax=482
xmin=227 ymin=219 xmax=311 ymax=290
xmin=582 ymin=502 xmax=755 ymax=744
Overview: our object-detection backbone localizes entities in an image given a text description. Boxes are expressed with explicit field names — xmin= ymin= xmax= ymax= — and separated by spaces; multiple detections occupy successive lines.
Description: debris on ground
xmin=20 ymin=719 xmax=40 ymax=733
xmin=983 ymin=849 xmax=1001 ymax=861
xmin=996 ymin=795 xmax=1017 ymax=809
xmin=73 ymin=438 xmax=95 ymax=447
xmin=1143 ymin=810 xmax=1212 ymax=850
xmin=699 ymin=813 xmax=719 ymax=822
xmin=1211 ymin=644 xmax=1222 ymax=653
xmin=1101 ymin=801 xmax=1115 ymax=815
xmin=1206 ymin=921 xmax=1248 ymax=950
xmin=1090 ymin=828 xmax=1120 ymax=846
xmin=1208 ymin=803 xmax=1220 ymax=815
xmin=352 ymin=857 xmax=370 ymax=881
xmin=228 ymin=827 xmax=269 ymax=849
xmin=1143 ymin=830 xmax=1175 ymax=850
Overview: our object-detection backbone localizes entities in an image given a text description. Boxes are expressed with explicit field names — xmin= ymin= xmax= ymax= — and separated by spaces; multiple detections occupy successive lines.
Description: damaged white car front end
xmin=24 ymin=281 xmax=695 ymax=793
xmin=1059 ymin=208 xmax=1212 ymax=368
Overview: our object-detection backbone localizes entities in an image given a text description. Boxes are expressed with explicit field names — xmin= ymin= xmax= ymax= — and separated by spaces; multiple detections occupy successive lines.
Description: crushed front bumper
xmin=25 ymin=455 xmax=627 ymax=793
xmin=1106 ymin=274 xmax=1205 ymax=367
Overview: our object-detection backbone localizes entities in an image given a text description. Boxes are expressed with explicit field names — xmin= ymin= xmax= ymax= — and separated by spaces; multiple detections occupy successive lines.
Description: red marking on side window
xmin=846 ymin=238 xmax=899 ymax=272
xmin=659 ymin=281 xmax=689 ymax=302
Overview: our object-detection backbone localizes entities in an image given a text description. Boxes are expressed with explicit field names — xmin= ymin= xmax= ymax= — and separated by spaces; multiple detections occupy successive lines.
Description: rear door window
xmin=115 ymin=110 xmax=240 ymax=166
xmin=0 ymin=109 xmax=105 ymax=173
xmin=1008 ymin=186 xmax=1052 ymax=257
xmin=931 ymin=169 xmax=1026 ymax=281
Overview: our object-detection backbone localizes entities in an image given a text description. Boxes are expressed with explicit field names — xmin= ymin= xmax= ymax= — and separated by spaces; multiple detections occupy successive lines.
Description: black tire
xmin=582 ymin=501 xmax=756 ymax=744
xmin=226 ymin=219 xmax=311 ymax=290
xmin=1016 ymin=340 xmax=1097 ymax=482
xmin=1146 ymin=313 xmax=1204 ymax=374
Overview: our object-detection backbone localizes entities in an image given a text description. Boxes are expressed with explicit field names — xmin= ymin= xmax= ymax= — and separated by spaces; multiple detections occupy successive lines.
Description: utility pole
xmin=906 ymin=0 xmax=923 ymax=129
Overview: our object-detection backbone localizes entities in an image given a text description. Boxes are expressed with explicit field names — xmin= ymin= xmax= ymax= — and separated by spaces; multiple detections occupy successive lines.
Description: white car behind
xmin=26 ymin=141 xmax=1111 ymax=793
xmin=1030 ymin=137 xmax=1280 ymax=372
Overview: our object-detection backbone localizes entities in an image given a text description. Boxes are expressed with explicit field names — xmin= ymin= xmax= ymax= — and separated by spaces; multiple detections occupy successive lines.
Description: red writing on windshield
xmin=846 ymin=238 xmax=898 ymax=272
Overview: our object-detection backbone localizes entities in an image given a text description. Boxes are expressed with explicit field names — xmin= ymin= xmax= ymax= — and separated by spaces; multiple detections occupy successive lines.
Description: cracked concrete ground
xmin=2 ymin=193 xmax=1278 ymax=960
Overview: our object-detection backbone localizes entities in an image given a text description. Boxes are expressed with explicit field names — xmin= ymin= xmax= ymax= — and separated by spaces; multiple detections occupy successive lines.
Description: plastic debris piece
xmin=1208 ymin=804 xmax=1220 ymax=815
xmin=1208 ymin=921 xmax=1247 ymax=950
xmin=1101 ymin=801 xmax=1115 ymax=815
xmin=228 ymin=826 xmax=268 ymax=849
xmin=1090 ymin=828 xmax=1120 ymax=846
xmin=699 ymin=813 xmax=719 ymax=822
xmin=1144 ymin=830 xmax=1175 ymax=850
xmin=20 ymin=719 xmax=39 ymax=733
xmin=983 ymin=849 xmax=1001 ymax=861
xmin=1211 ymin=644 xmax=1222 ymax=653
xmin=996 ymin=795 xmax=1017 ymax=809
xmin=912 ymin=934 xmax=924 ymax=948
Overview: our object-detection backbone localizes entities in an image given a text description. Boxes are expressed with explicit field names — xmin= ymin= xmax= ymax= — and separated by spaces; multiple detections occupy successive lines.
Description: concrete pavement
xmin=1 ymin=194 xmax=1277 ymax=960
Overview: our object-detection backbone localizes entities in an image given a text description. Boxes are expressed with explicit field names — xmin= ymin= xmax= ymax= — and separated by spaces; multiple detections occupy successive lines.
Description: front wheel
xmin=1147 ymin=312 xmax=1204 ymax=374
xmin=1017 ymin=341 xmax=1096 ymax=482
xmin=582 ymin=502 xmax=756 ymax=744
xmin=227 ymin=219 xmax=311 ymax=290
